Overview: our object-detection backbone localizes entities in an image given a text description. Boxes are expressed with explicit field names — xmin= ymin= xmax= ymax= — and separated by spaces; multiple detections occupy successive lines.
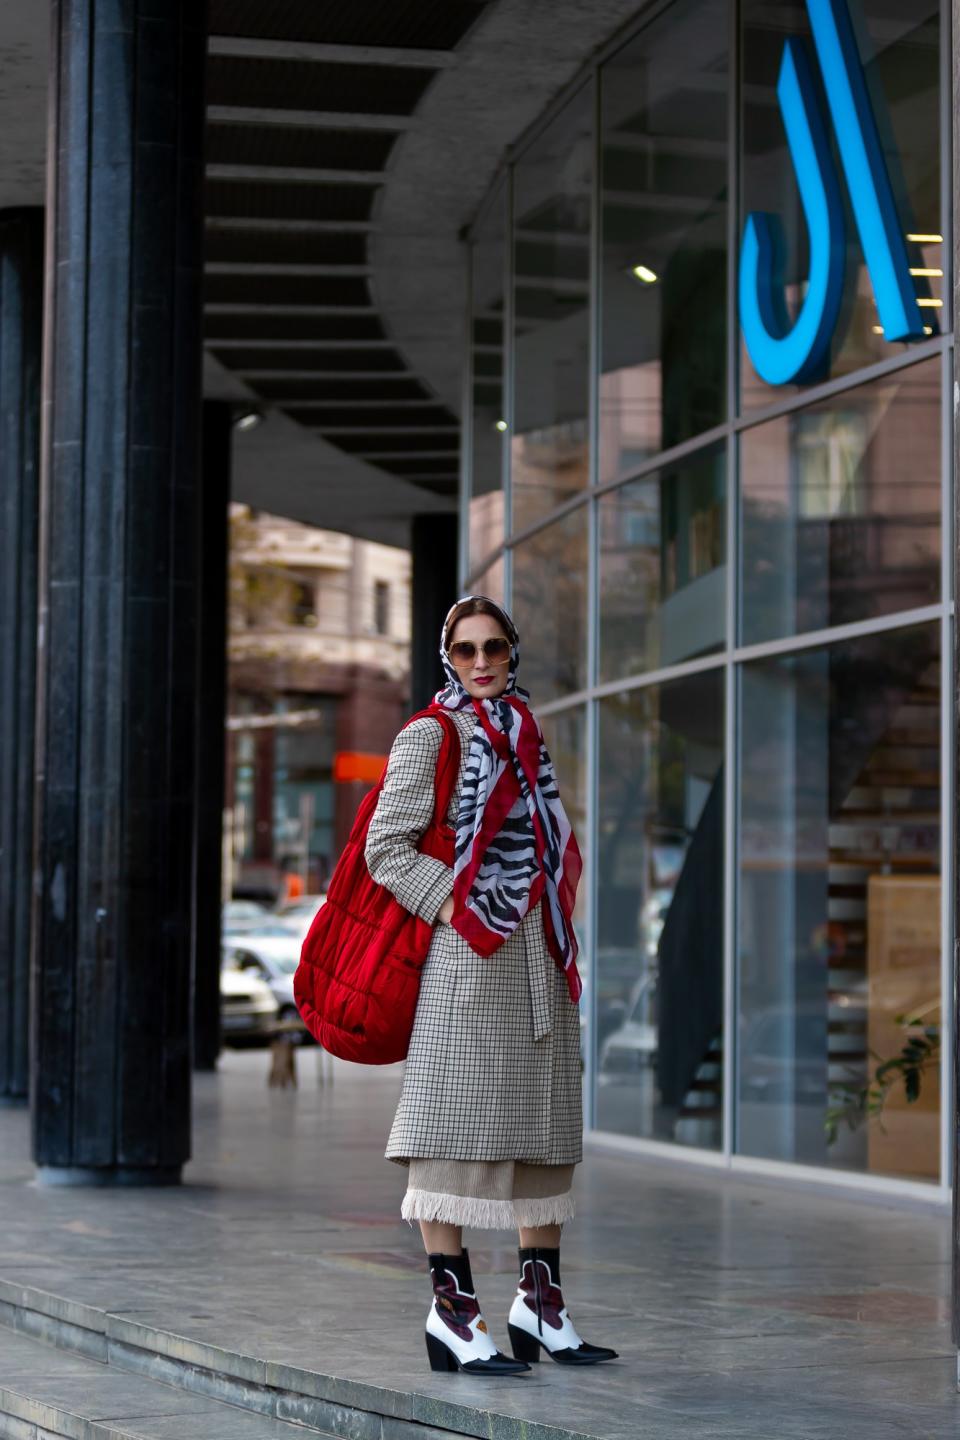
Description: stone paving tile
xmin=1 ymin=1372 xmax=230 ymax=1422
xmin=0 ymin=1050 xmax=957 ymax=1440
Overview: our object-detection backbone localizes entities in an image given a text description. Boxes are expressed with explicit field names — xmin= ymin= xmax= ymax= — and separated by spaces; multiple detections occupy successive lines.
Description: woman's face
xmin=448 ymin=612 xmax=511 ymax=700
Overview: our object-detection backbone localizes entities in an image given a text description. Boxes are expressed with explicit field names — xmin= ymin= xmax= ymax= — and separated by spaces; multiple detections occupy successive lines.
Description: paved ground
xmin=1 ymin=1048 xmax=958 ymax=1439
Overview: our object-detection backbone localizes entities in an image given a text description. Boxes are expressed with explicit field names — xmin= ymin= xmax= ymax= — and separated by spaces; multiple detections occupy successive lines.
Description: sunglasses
xmin=447 ymin=637 xmax=511 ymax=668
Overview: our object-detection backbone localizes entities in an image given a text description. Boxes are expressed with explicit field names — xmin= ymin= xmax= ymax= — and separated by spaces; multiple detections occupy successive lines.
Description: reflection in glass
xmin=540 ymin=706 xmax=587 ymax=917
xmin=599 ymin=445 xmax=725 ymax=681
xmin=540 ymin=706 xmax=589 ymax=1059
xmin=511 ymin=504 xmax=588 ymax=704
xmin=596 ymin=672 xmax=724 ymax=1147
xmin=600 ymin=0 xmax=728 ymax=482
xmin=466 ymin=556 xmax=505 ymax=606
xmin=512 ymin=87 xmax=592 ymax=531
xmin=740 ymin=360 xmax=940 ymax=645
xmin=741 ymin=0 xmax=941 ymax=406
xmin=470 ymin=181 xmax=508 ymax=573
xmin=738 ymin=624 xmax=940 ymax=1179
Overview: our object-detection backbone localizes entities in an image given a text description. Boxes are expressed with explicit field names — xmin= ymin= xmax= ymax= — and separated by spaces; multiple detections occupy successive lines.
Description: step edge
xmin=0 ymin=1282 xmax=599 ymax=1440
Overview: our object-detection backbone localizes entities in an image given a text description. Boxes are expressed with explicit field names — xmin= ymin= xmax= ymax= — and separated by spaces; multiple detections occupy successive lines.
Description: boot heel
xmin=425 ymin=1330 xmax=458 ymax=1372
xmin=508 ymin=1324 xmax=541 ymax=1363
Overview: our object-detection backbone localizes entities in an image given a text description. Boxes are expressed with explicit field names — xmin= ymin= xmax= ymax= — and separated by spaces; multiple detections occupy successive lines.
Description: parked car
xmin=274 ymin=893 xmax=326 ymax=943
xmin=599 ymin=973 xmax=659 ymax=1077
xmin=223 ymin=923 xmax=307 ymax=1037
xmin=222 ymin=899 xmax=271 ymax=933
xmin=220 ymin=961 xmax=277 ymax=1045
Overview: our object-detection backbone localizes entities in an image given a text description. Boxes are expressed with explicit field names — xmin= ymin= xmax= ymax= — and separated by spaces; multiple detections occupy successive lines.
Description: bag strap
xmin=398 ymin=703 xmax=460 ymax=829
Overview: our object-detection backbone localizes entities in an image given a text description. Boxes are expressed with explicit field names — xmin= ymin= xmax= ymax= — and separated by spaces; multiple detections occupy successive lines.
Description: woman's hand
xmin=437 ymin=895 xmax=455 ymax=925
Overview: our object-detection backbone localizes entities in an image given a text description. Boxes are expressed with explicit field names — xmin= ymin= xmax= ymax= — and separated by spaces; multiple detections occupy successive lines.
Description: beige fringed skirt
xmin=401 ymin=1159 xmax=576 ymax=1229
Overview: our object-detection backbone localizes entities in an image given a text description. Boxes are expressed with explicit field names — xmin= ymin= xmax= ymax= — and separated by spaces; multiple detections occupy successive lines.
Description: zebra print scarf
xmin=433 ymin=597 xmax=582 ymax=1003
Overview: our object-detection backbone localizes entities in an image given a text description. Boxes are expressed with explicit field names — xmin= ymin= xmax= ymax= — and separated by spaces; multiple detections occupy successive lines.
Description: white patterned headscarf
xmin=432 ymin=595 xmax=582 ymax=1002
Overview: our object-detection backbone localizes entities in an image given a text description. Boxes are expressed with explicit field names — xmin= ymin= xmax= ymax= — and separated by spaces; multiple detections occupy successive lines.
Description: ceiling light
xmin=233 ymin=410 xmax=263 ymax=432
xmin=907 ymin=233 xmax=942 ymax=243
xmin=630 ymin=264 xmax=658 ymax=284
xmin=909 ymin=267 xmax=943 ymax=277
xmin=923 ymin=326 xmax=933 ymax=336
xmin=495 ymin=419 xmax=508 ymax=432
xmin=916 ymin=297 xmax=942 ymax=307
xmin=871 ymin=324 xmax=884 ymax=335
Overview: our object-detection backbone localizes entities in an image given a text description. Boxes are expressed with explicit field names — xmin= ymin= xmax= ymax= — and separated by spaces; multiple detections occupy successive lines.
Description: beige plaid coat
xmin=365 ymin=709 xmax=583 ymax=1166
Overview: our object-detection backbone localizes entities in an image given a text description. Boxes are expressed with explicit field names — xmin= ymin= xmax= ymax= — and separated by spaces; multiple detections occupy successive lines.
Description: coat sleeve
xmin=364 ymin=716 xmax=455 ymax=924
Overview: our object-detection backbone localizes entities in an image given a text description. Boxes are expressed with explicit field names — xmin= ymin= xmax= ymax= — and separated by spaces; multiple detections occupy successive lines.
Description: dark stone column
xmin=952 ymin=0 xmax=960 ymax=1351
xmin=31 ymin=0 xmax=206 ymax=1183
xmin=193 ymin=402 xmax=232 ymax=1072
xmin=410 ymin=514 xmax=458 ymax=711
xmin=0 ymin=209 xmax=44 ymax=1105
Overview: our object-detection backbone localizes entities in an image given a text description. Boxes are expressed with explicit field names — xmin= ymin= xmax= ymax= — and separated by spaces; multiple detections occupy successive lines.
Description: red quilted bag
xmin=293 ymin=706 xmax=460 ymax=1063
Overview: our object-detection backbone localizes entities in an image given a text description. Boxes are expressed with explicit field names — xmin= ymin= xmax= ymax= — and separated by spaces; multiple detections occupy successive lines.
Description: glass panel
xmin=740 ymin=359 xmax=940 ymax=646
xmin=470 ymin=180 xmax=508 ymax=573
xmin=596 ymin=671 xmax=724 ymax=1147
xmin=600 ymin=0 xmax=728 ymax=483
xmin=738 ymin=623 xmax=941 ymax=1179
xmin=511 ymin=86 xmax=592 ymax=532
xmin=740 ymin=0 xmax=941 ymax=407
xmin=511 ymin=504 xmax=588 ymax=703
xmin=466 ymin=554 xmax=506 ymax=606
xmin=540 ymin=706 xmax=589 ymax=1056
xmin=599 ymin=444 xmax=726 ymax=681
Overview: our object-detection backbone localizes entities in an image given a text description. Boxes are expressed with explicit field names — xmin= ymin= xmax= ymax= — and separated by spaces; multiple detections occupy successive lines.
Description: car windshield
xmin=224 ymin=902 xmax=268 ymax=920
xmin=271 ymin=956 xmax=298 ymax=975
xmin=240 ymin=923 xmax=300 ymax=939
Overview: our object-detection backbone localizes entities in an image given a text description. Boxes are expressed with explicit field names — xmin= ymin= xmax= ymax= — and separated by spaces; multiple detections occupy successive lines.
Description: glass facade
xmin=464 ymin=0 xmax=951 ymax=1191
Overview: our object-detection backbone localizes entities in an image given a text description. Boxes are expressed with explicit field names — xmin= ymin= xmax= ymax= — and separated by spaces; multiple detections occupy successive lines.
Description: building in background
xmin=226 ymin=505 xmax=411 ymax=900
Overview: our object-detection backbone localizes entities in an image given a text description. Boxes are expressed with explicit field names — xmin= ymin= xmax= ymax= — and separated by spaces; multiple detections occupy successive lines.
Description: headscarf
xmin=433 ymin=595 xmax=582 ymax=1003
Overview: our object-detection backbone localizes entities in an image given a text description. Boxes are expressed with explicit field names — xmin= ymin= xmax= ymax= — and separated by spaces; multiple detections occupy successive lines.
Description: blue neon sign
xmin=739 ymin=0 xmax=926 ymax=387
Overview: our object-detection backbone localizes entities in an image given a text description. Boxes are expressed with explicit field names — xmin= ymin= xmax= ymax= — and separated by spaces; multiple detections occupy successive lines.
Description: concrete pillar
xmin=0 ymin=209 xmax=44 ymax=1104
xmin=411 ymin=514 xmax=458 ymax=711
xmin=31 ymin=0 xmax=206 ymax=1182
xmin=951 ymin=0 xmax=960 ymax=1355
xmin=193 ymin=402 xmax=232 ymax=1072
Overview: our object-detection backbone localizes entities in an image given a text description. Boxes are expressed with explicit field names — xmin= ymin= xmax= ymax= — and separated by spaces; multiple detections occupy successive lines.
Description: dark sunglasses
xmin=447 ymin=637 xmax=511 ymax=667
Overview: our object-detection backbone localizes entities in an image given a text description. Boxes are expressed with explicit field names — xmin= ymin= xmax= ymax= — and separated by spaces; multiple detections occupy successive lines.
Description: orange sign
xmin=333 ymin=751 xmax=387 ymax=784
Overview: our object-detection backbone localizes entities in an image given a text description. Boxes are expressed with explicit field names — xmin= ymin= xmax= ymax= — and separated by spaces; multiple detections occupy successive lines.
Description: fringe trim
xmin=513 ymin=1191 xmax=576 ymax=1227
xmin=400 ymin=1187 xmax=575 ymax=1230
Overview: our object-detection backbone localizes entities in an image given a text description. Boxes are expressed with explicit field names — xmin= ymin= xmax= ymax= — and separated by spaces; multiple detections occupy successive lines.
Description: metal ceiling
xmin=202 ymin=2 xmax=487 ymax=503
xmin=0 ymin=0 xmax=656 ymax=546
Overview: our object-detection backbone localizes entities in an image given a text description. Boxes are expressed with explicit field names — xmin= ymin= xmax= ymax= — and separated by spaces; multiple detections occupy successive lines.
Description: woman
xmin=365 ymin=595 xmax=617 ymax=1376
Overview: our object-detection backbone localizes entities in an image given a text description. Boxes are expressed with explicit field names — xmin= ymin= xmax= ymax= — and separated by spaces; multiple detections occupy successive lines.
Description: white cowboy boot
xmin=508 ymin=1247 xmax=618 ymax=1366
xmin=426 ymin=1249 xmax=530 ymax=1376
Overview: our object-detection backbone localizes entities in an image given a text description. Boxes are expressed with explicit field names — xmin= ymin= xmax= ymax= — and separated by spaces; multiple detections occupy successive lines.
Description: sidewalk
xmin=0 ymin=1048 xmax=957 ymax=1440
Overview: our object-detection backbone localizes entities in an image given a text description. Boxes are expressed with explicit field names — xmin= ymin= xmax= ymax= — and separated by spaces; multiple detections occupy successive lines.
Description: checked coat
xmin=365 ymin=708 xmax=583 ymax=1167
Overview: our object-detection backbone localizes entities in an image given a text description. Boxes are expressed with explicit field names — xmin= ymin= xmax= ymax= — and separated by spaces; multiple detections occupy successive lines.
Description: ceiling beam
xmin=204 ymin=264 xmax=373 ymax=277
xmin=210 ymin=338 xmax=399 ymax=351
xmin=205 ymin=217 xmax=374 ymax=234
xmin=207 ymin=105 xmax=415 ymax=132
xmin=205 ymin=163 xmax=384 ymax=185
xmin=268 ymin=398 xmax=443 ymax=409
xmin=207 ymin=36 xmax=454 ymax=68
xmin=236 ymin=369 xmax=418 ymax=380
xmin=353 ymin=449 xmax=460 ymax=461
xmin=204 ymin=304 xmax=378 ymax=317
xmin=316 ymin=426 xmax=460 ymax=436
